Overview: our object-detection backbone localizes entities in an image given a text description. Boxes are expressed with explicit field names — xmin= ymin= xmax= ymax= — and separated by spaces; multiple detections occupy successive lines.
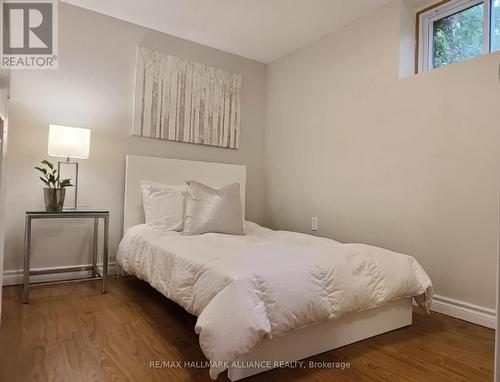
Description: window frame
xmin=417 ymin=0 xmax=491 ymax=73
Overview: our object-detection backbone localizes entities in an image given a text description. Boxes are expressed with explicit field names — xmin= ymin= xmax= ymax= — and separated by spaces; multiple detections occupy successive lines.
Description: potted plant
xmin=35 ymin=160 xmax=73 ymax=212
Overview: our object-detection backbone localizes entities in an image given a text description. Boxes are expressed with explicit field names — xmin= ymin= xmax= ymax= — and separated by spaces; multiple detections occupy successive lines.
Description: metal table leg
xmin=102 ymin=215 xmax=109 ymax=293
xmin=92 ymin=217 xmax=98 ymax=277
xmin=23 ymin=216 xmax=32 ymax=303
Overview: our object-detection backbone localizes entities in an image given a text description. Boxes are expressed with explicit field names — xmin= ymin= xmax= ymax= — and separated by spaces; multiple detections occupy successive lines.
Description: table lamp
xmin=48 ymin=124 xmax=91 ymax=210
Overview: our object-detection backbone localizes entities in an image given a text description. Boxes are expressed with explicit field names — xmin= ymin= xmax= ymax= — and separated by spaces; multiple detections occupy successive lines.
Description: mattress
xmin=116 ymin=221 xmax=432 ymax=379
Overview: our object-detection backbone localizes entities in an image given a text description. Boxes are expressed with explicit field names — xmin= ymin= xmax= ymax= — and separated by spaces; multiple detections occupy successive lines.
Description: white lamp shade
xmin=48 ymin=124 xmax=91 ymax=159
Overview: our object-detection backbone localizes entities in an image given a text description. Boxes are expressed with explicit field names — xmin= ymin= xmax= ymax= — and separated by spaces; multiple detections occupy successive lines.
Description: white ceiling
xmin=62 ymin=0 xmax=395 ymax=63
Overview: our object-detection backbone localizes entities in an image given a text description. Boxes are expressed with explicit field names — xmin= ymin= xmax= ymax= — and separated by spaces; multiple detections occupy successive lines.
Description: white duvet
xmin=116 ymin=221 xmax=432 ymax=379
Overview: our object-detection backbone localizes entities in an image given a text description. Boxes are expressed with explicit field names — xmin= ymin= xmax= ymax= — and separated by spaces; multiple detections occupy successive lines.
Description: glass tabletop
xmin=26 ymin=208 xmax=109 ymax=214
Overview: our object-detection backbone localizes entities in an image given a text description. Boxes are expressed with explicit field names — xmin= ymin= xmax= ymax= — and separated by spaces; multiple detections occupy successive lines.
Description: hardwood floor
xmin=0 ymin=277 xmax=494 ymax=382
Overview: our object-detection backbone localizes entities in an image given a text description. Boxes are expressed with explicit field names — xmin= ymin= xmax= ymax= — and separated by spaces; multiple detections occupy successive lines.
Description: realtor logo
xmin=0 ymin=0 xmax=58 ymax=69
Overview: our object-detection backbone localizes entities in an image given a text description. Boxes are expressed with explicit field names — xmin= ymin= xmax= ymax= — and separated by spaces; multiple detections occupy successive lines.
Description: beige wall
xmin=3 ymin=4 xmax=266 ymax=272
xmin=265 ymin=1 xmax=500 ymax=309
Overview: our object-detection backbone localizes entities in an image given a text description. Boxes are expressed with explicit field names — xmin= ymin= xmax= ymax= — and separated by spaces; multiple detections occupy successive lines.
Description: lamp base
xmin=57 ymin=159 xmax=79 ymax=210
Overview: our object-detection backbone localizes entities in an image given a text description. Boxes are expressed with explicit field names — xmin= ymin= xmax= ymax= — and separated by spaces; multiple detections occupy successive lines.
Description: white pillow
xmin=183 ymin=180 xmax=244 ymax=236
xmin=140 ymin=181 xmax=187 ymax=230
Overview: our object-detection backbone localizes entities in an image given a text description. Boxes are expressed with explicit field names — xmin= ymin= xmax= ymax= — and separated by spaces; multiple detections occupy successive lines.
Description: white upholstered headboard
xmin=123 ymin=155 xmax=247 ymax=234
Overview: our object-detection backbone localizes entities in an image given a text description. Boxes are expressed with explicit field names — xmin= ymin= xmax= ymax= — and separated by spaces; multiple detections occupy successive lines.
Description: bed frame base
xmin=227 ymin=298 xmax=413 ymax=381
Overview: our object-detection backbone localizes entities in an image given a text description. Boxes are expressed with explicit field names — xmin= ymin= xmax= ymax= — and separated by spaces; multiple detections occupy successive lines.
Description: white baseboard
xmin=430 ymin=294 xmax=496 ymax=329
xmin=2 ymin=263 xmax=119 ymax=287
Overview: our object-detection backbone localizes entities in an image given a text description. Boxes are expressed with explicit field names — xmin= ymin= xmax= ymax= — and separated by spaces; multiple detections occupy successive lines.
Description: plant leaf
xmin=60 ymin=179 xmax=73 ymax=188
xmin=39 ymin=177 xmax=50 ymax=186
xmin=34 ymin=166 xmax=47 ymax=175
xmin=41 ymin=160 xmax=54 ymax=170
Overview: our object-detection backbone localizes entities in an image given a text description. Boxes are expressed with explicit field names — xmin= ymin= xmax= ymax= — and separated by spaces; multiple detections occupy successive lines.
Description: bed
xmin=117 ymin=155 xmax=433 ymax=381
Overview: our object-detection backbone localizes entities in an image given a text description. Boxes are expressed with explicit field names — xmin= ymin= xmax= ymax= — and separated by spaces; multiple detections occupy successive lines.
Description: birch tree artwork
xmin=133 ymin=47 xmax=242 ymax=149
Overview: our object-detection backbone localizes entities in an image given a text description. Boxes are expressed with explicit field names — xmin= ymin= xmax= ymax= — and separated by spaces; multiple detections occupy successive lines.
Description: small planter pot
xmin=44 ymin=188 xmax=66 ymax=212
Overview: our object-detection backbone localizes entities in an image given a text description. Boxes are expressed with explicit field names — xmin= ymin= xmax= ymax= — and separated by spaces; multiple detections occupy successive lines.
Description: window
xmin=492 ymin=0 xmax=500 ymax=51
xmin=418 ymin=0 xmax=500 ymax=72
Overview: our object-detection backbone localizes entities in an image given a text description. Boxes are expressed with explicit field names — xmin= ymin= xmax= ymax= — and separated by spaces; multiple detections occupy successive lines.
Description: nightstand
xmin=23 ymin=209 xmax=110 ymax=303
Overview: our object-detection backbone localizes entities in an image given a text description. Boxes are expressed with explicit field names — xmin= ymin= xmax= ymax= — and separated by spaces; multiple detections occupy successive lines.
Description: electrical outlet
xmin=311 ymin=217 xmax=319 ymax=231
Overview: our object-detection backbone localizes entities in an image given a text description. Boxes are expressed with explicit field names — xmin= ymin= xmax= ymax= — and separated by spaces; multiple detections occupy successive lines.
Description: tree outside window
xmin=432 ymin=4 xmax=484 ymax=69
